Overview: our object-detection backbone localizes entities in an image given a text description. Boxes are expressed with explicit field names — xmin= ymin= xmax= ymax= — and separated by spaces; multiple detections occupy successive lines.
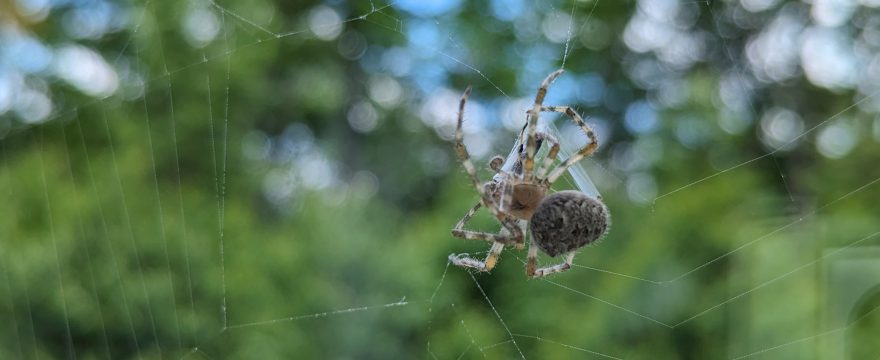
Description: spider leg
xmin=499 ymin=178 xmax=513 ymax=212
xmin=448 ymin=202 xmax=519 ymax=271
xmin=453 ymin=201 xmax=482 ymax=233
xmin=526 ymin=237 xmax=539 ymax=276
xmin=535 ymin=133 xmax=561 ymax=180
xmin=523 ymin=69 xmax=565 ymax=180
xmin=526 ymin=240 xmax=575 ymax=278
xmin=454 ymin=87 xmax=483 ymax=192
xmin=449 ymin=242 xmax=505 ymax=272
xmin=451 ymin=201 xmax=520 ymax=246
xmin=540 ymin=105 xmax=599 ymax=185
xmin=454 ymin=87 xmax=524 ymax=244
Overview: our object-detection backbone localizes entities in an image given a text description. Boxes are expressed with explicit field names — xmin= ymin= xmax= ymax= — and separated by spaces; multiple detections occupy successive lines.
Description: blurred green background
xmin=2 ymin=0 xmax=880 ymax=358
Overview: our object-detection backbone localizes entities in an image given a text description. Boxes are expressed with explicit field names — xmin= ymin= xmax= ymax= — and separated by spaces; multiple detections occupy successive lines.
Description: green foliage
xmin=2 ymin=0 xmax=880 ymax=359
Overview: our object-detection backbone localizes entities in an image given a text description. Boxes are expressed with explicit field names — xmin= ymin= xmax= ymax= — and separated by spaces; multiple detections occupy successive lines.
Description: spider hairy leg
xmin=454 ymin=86 xmax=481 ymax=191
xmin=453 ymin=201 xmax=481 ymax=231
xmin=540 ymin=105 xmax=599 ymax=185
xmin=524 ymin=69 xmax=565 ymax=180
xmin=526 ymin=237 xmax=539 ymax=276
xmin=449 ymin=242 xmax=505 ymax=272
xmin=454 ymin=87 xmax=521 ymax=228
xmin=536 ymin=134 xmax=560 ymax=180
xmin=528 ymin=252 xmax=576 ymax=278
xmin=451 ymin=202 xmax=520 ymax=246
xmin=449 ymin=86 xmax=524 ymax=268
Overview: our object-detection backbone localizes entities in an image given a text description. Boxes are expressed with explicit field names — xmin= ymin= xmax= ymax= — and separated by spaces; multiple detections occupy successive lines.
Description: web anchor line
xmin=527 ymin=229 xmax=880 ymax=329
xmin=468 ymin=272 xmax=526 ymax=359
xmin=732 ymin=296 xmax=880 ymax=359
xmin=38 ymin=128 xmax=77 ymax=359
xmin=572 ymin=175 xmax=880 ymax=285
xmin=653 ymin=87 xmax=880 ymax=203
xmin=225 ymin=298 xmax=411 ymax=330
xmin=513 ymin=334 xmax=622 ymax=360
xmin=426 ymin=262 xmax=451 ymax=358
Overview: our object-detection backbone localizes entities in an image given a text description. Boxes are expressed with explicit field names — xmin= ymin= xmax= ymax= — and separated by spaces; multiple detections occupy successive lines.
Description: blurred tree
xmin=1 ymin=0 xmax=880 ymax=359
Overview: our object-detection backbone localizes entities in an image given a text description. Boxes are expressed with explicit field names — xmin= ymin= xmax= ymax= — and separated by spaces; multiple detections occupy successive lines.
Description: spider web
xmin=2 ymin=0 xmax=880 ymax=359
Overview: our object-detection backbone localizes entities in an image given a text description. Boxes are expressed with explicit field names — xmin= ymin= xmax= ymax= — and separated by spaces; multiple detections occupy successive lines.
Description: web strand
xmin=540 ymin=226 xmax=880 ymax=328
xmin=671 ymin=231 xmax=880 ymax=327
xmin=81 ymin=114 xmax=143 ymax=356
xmin=38 ymin=127 xmax=77 ymax=359
xmin=574 ymin=175 xmax=880 ymax=284
xmin=732 ymin=300 xmax=880 ymax=359
xmin=22 ymin=1 xmax=399 ymax=128
xmin=0 ymin=241 xmax=25 ymax=359
xmin=451 ymin=302 xmax=489 ymax=359
xmin=653 ymin=87 xmax=880 ymax=202
xmin=21 ymin=279 xmax=37 ymax=358
xmin=103 ymin=104 xmax=163 ymax=354
xmin=468 ymin=272 xmax=526 ymax=359
xmin=560 ymin=0 xmax=577 ymax=68
xmin=59 ymin=122 xmax=113 ymax=359
xmin=161 ymin=38 xmax=198 ymax=345
xmin=771 ymin=156 xmax=796 ymax=203
xmin=541 ymin=277 xmax=673 ymax=328
xmin=439 ymin=52 xmax=511 ymax=98
xmin=111 ymin=0 xmax=150 ymax=65
xmin=512 ymin=334 xmax=621 ymax=360
xmin=574 ymin=0 xmax=601 ymax=39
xmin=425 ymin=262 xmax=451 ymax=357
xmin=218 ymin=13 xmax=232 ymax=331
xmin=9 ymin=0 xmax=880 ymax=357
xmin=141 ymin=66 xmax=184 ymax=352
xmin=730 ymin=328 xmax=844 ymax=360
xmin=203 ymin=54 xmax=219 ymax=346
xmin=207 ymin=0 xmax=277 ymax=38
xmin=224 ymin=298 xmax=410 ymax=330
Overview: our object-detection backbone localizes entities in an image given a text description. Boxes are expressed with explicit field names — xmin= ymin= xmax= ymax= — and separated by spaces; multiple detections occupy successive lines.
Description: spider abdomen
xmin=529 ymin=191 xmax=610 ymax=257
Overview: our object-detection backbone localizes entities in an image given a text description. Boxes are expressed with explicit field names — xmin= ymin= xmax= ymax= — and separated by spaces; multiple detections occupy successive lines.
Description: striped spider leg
xmin=526 ymin=100 xmax=603 ymax=278
xmin=449 ymin=87 xmax=525 ymax=272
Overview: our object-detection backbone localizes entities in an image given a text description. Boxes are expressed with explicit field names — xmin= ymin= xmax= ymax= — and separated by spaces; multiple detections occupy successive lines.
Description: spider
xmin=448 ymin=69 xmax=610 ymax=278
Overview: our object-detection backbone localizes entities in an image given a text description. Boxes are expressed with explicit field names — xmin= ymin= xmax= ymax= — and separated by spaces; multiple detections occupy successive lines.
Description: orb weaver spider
xmin=448 ymin=69 xmax=610 ymax=278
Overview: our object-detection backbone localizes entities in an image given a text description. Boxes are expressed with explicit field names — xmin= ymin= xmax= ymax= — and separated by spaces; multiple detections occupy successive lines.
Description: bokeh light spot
xmin=490 ymin=0 xmax=525 ymax=21
xmin=759 ymin=107 xmax=804 ymax=151
xmin=624 ymin=101 xmax=659 ymax=135
xmin=800 ymin=27 xmax=857 ymax=90
xmin=14 ymin=89 xmax=52 ymax=124
xmin=368 ymin=76 xmax=403 ymax=109
xmin=394 ymin=0 xmax=462 ymax=17
xmin=53 ymin=44 xmax=119 ymax=97
xmin=542 ymin=11 xmax=572 ymax=44
xmin=627 ymin=172 xmax=657 ymax=203
xmin=816 ymin=121 xmax=858 ymax=159
xmin=183 ymin=5 xmax=221 ymax=47
xmin=309 ymin=5 xmax=343 ymax=41
xmin=347 ymin=101 xmax=379 ymax=133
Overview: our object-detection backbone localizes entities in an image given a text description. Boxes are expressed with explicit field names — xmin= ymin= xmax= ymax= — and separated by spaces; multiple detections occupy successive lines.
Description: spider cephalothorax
xmin=448 ymin=69 xmax=610 ymax=278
